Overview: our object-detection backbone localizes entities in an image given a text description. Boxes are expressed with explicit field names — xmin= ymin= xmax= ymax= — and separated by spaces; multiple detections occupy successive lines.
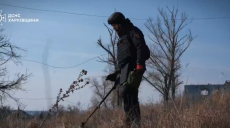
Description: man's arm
xmin=130 ymin=27 xmax=146 ymax=66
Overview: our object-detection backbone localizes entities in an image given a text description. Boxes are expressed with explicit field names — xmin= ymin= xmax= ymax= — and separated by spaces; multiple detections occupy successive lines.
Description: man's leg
xmin=122 ymin=70 xmax=144 ymax=127
xmin=122 ymin=86 xmax=141 ymax=127
xmin=122 ymin=85 xmax=140 ymax=127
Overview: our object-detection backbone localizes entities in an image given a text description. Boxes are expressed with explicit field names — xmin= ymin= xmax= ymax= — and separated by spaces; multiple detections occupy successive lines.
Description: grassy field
xmin=1 ymin=91 xmax=230 ymax=128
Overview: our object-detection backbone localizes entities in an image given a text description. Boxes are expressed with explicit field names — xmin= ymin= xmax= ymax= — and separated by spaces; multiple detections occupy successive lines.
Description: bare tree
xmin=0 ymin=29 xmax=30 ymax=104
xmin=89 ymin=77 xmax=113 ymax=109
xmin=96 ymin=23 xmax=122 ymax=107
xmin=145 ymin=7 xmax=196 ymax=101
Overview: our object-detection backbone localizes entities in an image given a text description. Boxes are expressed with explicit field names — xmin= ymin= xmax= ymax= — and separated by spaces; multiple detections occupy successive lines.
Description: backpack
xmin=143 ymin=43 xmax=150 ymax=60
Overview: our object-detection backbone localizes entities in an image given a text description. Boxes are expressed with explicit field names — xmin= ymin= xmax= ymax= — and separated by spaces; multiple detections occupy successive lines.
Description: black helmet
xmin=108 ymin=12 xmax=126 ymax=25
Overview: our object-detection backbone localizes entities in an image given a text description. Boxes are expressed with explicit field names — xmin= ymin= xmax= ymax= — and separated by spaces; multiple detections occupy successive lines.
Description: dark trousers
xmin=120 ymin=70 xmax=144 ymax=127
xmin=122 ymin=85 xmax=141 ymax=126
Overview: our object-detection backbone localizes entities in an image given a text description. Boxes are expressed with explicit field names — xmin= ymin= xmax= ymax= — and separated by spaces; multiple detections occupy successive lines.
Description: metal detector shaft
xmin=81 ymin=79 xmax=119 ymax=127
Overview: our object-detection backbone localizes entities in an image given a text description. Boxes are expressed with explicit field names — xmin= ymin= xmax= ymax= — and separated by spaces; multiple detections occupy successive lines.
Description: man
xmin=106 ymin=12 xmax=150 ymax=128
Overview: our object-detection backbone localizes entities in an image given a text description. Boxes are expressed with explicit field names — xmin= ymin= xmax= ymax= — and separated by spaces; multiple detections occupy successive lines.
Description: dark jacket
xmin=116 ymin=19 xmax=147 ymax=69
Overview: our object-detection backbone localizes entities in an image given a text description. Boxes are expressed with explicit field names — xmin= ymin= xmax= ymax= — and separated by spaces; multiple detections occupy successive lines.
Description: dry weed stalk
xmin=38 ymin=69 xmax=89 ymax=128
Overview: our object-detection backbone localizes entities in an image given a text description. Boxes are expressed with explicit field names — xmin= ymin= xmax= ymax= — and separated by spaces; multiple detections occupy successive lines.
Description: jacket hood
xmin=116 ymin=18 xmax=134 ymax=37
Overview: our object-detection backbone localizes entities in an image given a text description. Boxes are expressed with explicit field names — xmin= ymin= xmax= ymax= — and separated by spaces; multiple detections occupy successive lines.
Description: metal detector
xmin=79 ymin=78 xmax=119 ymax=128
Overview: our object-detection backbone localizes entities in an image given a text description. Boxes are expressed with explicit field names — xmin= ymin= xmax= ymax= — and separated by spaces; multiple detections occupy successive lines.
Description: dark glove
xmin=106 ymin=72 xmax=118 ymax=82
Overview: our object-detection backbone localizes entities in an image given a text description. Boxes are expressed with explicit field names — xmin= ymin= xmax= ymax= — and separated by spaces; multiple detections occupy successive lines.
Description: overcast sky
xmin=0 ymin=0 xmax=229 ymax=111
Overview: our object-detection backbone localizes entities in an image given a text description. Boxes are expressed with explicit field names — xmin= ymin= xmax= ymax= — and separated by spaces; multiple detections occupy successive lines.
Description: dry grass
xmin=1 ymin=91 xmax=230 ymax=128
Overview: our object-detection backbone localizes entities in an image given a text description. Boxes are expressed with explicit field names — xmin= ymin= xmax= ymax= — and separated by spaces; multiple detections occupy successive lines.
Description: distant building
xmin=184 ymin=80 xmax=230 ymax=101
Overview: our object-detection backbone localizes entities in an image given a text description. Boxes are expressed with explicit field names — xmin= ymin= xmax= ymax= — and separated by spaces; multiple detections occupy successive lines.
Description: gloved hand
xmin=106 ymin=72 xmax=118 ymax=82
xmin=136 ymin=64 xmax=144 ymax=73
